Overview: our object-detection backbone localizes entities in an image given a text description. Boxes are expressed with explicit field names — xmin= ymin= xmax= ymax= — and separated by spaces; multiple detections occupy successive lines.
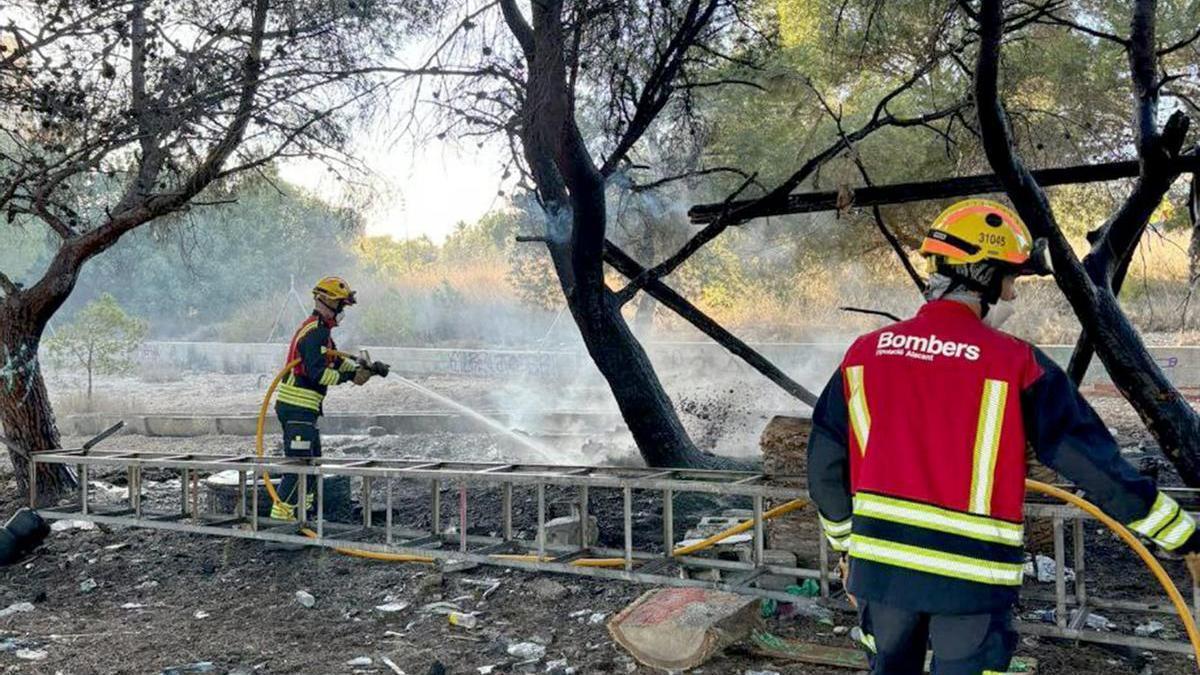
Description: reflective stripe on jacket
xmin=276 ymin=312 xmax=353 ymax=414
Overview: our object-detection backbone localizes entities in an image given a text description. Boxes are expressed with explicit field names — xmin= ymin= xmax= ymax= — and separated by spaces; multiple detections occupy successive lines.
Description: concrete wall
xmin=133 ymin=340 xmax=1200 ymax=388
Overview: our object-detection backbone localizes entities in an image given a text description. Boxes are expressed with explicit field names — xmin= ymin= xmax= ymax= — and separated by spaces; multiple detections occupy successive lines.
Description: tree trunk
xmin=0 ymin=308 xmax=77 ymax=506
xmin=548 ymin=195 xmax=748 ymax=470
xmin=86 ymin=351 xmax=93 ymax=407
xmin=561 ymin=260 xmax=743 ymax=469
xmin=1189 ymin=177 xmax=1199 ymax=287
xmin=632 ymin=226 xmax=656 ymax=338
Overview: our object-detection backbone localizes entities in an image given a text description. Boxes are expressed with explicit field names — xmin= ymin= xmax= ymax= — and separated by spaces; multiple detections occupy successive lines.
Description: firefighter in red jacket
xmin=271 ymin=276 xmax=374 ymax=521
xmin=808 ymin=199 xmax=1200 ymax=673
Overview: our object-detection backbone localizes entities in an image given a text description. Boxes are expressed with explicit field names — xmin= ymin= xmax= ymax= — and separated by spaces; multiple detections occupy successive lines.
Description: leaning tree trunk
xmin=0 ymin=304 xmax=77 ymax=506
xmin=546 ymin=191 xmax=746 ymax=470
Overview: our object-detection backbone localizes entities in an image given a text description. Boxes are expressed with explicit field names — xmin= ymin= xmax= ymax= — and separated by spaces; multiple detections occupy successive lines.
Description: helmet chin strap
xmin=935 ymin=263 xmax=1005 ymax=319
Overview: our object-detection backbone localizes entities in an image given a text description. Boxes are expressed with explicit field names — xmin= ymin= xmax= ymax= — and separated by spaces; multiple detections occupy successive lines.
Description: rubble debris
xmin=380 ymin=655 xmax=406 ymax=674
xmin=0 ymin=601 xmax=35 ymax=619
xmin=135 ymin=580 xmax=160 ymax=591
xmin=16 ymin=648 xmax=48 ymax=661
xmin=531 ymin=578 xmax=569 ymax=601
xmin=51 ymin=519 xmax=96 ymax=532
xmin=1026 ymin=555 xmax=1075 ymax=583
xmin=347 ymin=656 xmax=373 ymax=667
xmin=1029 ymin=608 xmax=1113 ymax=630
xmin=1135 ymin=620 xmax=1165 ymax=637
xmin=295 ymin=590 xmax=316 ymax=608
xmin=161 ymin=662 xmax=216 ymax=674
xmin=121 ymin=602 xmax=146 ymax=610
xmin=193 ymin=610 xmax=210 ymax=620
xmin=376 ymin=601 xmax=410 ymax=613
xmin=461 ymin=577 xmax=503 ymax=599
xmin=537 ymin=512 xmax=599 ymax=547
xmin=608 ymin=587 xmax=760 ymax=671
xmin=744 ymin=670 xmax=781 ymax=675
xmin=588 ymin=612 xmax=608 ymax=624
xmin=421 ymin=601 xmax=463 ymax=615
xmin=507 ymin=642 xmax=547 ymax=660
xmin=750 ymin=630 xmax=869 ymax=669
xmin=80 ymin=578 xmax=98 ymax=593
xmin=448 ymin=611 xmax=479 ymax=628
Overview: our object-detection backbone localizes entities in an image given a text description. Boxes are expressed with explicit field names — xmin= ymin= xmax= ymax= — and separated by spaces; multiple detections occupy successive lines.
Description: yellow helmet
xmin=312 ymin=276 xmax=357 ymax=306
xmin=920 ymin=199 xmax=1034 ymax=269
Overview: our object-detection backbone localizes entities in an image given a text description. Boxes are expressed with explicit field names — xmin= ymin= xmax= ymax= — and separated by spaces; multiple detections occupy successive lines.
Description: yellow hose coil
xmin=253 ymin=356 xmax=1200 ymax=661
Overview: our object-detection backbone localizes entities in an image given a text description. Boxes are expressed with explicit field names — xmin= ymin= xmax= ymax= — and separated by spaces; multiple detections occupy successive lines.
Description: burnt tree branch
xmin=688 ymin=156 xmax=1200 ymax=223
xmin=604 ymin=241 xmax=819 ymax=406
xmin=975 ymin=0 xmax=1200 ymax=486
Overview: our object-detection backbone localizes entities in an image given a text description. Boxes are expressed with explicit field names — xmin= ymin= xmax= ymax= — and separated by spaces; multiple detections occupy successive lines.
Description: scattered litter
xmin=380 ymin=655 xmax=406 ymax=674
xmin=1027 ymin=555 xmax=1075 ymax=583
xmin=50 ymin=519 xmax=95 ymax=532
xmin=477 ymin=666 xmax=496 ymax=674
xmin=1135 ymin=620 xmax=1165 ymax=637
xmin=545 ymin=659 xmax=571 ymax=673
xmin=16 ymin=648 xmax=48 ymax=661
xmin=833 ymin=626 xmax=849 ymax=636
xmin=79 ymin=578 xmax=98 ymax=593
xmin=135 ymin=580 xmax=159 ymax=591
xmin=295 ymin=590 xmax=316 ymax=608
xmin=376 ymin=601 xmax=409 ymax=613
xmin=103 ymin=543 xmax=129 ymax=551
xmin=507 ymin=642 xmax=547 ymax=660
xmin=161 ymin=662 xmax=216 ymax=674
xmin=448 ymin=611 xmax=479 ymax=629
xmin=588 ymin=612 xmax=608 ymax=624
xmin=0 ymin=601 xmax=35 ymax=619
xmin=421 ymin=601 xmax=463 ymax=615
xmin=1029 ymin=608 xmax=1113 ymax=630
xmin=346 ymin=656 xmax=373 ymax=667
xmin=121 ymin=602 xmax=146 ymax=610
xmin=193 ymin=610 xmax=210 ymax=620
xmin=790 ymin=580 xmax=820 ymax=597
xmin=745 ymin=671 xmax=780 ymax=675
xmin=569 ymin=609 xmax=590 ymax=619
xmin=462 ymin=577 xmax=504 ymax=600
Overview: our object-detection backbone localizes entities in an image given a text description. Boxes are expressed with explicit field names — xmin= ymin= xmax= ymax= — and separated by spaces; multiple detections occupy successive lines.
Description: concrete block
xmin=536 ymin=513 xmax=599 ymax=547
xmin=143 ymin=416 xmax=217 ymax=437
xmin=734 ymin=547 xmax=799 ymax=591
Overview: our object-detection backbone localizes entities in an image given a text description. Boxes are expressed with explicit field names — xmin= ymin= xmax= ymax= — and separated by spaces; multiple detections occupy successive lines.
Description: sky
xmin=279 ymin=129 xmax=510 ymax=244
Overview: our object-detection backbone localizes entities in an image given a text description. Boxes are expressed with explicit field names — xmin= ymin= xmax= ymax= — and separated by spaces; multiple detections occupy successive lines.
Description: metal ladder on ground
xmin=24 ymin=435 xmax=1200 ymax=656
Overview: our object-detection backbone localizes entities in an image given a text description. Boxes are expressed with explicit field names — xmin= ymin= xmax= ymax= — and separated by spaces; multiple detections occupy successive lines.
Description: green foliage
xmin=356 ymin=288 xmax=416 ymax=345
xmin=45 ymin=294 xmax=148 ymax=403
xmin=66 ymin=169 xmax=360 ymax=339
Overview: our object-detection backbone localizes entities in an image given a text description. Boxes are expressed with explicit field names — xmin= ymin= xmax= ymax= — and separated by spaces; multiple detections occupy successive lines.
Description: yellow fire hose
xmin=1026 ymin=479 xmax=1200 ymax=662
xmin=253 ymin=355 xmax=1200 ymax=660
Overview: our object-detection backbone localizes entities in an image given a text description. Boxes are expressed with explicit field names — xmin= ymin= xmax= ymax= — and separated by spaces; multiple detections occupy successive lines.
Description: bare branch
xmin=1158 ymin=24 xmax=1200 ymax=56
xmin=1027 ymin=2 xmax=1128 ymax=46
xmin=630 ymin=166 xmax=763 ymax=193
xmin=598 ymin=0 xmax=721 ymax=176
xmin=615 ymin=171 xmax=758 ymax=305
xmin=499 ymin=0 xmax=535 ymax=60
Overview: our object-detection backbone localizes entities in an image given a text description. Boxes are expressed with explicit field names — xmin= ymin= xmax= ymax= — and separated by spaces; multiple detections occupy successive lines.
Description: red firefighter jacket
xmin=276 ymin=312 xmax=356 ymax=415
xmin=808 ymin=299 xmax=1198 ymax=613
